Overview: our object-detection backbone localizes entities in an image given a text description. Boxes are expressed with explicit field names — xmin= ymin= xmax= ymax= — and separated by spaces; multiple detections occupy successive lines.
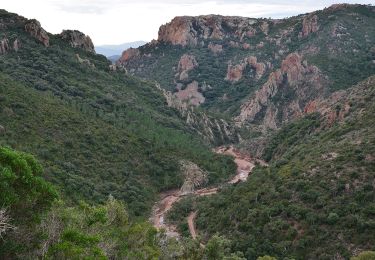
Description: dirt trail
xmin=187 ymin=211 xmax=197 ymax=239
xmin=150 ymin=145 xmax=266 ymax=238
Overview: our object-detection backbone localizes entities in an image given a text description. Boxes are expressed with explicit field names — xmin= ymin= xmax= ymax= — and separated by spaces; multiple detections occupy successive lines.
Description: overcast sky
xmin=1 ymin=0 xmax=372 ymax=45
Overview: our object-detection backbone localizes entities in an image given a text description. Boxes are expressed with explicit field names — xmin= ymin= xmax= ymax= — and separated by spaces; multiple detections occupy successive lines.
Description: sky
xmin=1 ymin=0 xmax=372 ymax=45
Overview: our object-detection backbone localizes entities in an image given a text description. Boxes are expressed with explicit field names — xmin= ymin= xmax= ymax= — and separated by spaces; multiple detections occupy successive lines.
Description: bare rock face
xmin=156 ymin=83 xmax=237 ymax=144
xmin=300 ymin=15 xmax=319 ymax=38
xmin=178 ymin=54 xmax=198 ymax=73
xmin=176 ymin=54 xmax=198 ymax=80
xmin=180 ymin=160 xmax=208 ymax=195
xmin=0 ymin=38 xmax=23 ymax=54
xmin=242 ymin=43 xmax=251 ymax=50
xmin=24 ymin=20 xmax=49 ymax=47
xmin=118 ymin=48 xmax=140 ymax=64
xmin=13 ymin=39 xmax=20 ymax=51
xmin=225 ymin=62 xmax=247 ymax=82
xmin=0 ymin=38 xmax=10 ymax=54
xmin=303 ymin=90 xmax=352 ymax=127
xmin=174 ymin=81 xmax=205 ymax=107
xmin=59 ymin=30 xmax=95 ymax=53
xmin=246 ymin=56 xmax=266 ymax=80
xmin=75 ymin=54 xmax=95 ymax=68
xmin=236 ymin=52 xmax=326 ymax=128
xmin=260 ymin=21 xmax=269 ymax=35
xmin=208 ymin=43 xmax=223 ymax=54
xmin=225 ymin=56 xmax=266 ymax=82
xmin=158 ymin=15 xmax=257 ymax=47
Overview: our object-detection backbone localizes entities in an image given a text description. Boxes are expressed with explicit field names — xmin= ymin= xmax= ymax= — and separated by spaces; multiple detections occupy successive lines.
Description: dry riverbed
xmin=150 ymin=146 xmax=265 ymax=238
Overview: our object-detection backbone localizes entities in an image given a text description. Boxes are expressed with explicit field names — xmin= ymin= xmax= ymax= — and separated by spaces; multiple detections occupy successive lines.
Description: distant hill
xmin=95 ymin=41 xmax=146 ymax=57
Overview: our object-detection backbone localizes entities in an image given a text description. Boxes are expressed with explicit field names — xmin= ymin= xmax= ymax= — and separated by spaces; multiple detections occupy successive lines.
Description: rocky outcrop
xmin=260 ymin=21 xmax=269 ymax=35
xmin=225 ymin=62 xmax=246 ymax=82
xmin=13 ymin=39 xmax=20 ymax=51
xmin=156 ymin=83 xmax=237 ymax=144
xmin=174 ymin=81 xmax=205 ymax=107
xmin=208 ymin=43 xmax=223 ymax=54
xmin=176 ymin=54 xmax=198 ymax=81
xmin=24 ymin=20 xmax=49 ymax=47
xmin=118 ymin=48 xmax=140 ymax=64
xmin=300 ymin=15 xmax=318 ymax=38
xmin=180 ymin=160 xmax=208 ymax=195
xmin=158 ymin=15 xmax=258 ymax=46
xmin=0 ymin=38 xmax=10 ymax=54
xmin=225 ymin=56 xmax=266 ymax=82
xmin=236 ymin=53 xmax=325 ymax=128
xmin=0 ymin=38 xmax=20 ymax=54
xmin=59 ymin=30 xmax=95 ymax=53
xmin=246 ymin=56 xmax=266 ymax=80
xmin=75 ymin=54 xmax=95 ymax=68
xmin=303 ymin=91 xmax=351 ymax=127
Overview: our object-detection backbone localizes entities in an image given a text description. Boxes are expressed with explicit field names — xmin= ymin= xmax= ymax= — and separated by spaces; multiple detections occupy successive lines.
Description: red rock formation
xmin=208 ymin=43 xmax=223 ymax=54
xmin=304 ymin=100 xmax=318 ymax=114
xmin=281 ymin=53 xmax=305 ymax=85
xmin=176 ymin=54 xmax=198 ymax=80
xmin=242 ymin=43 xmax=251 ymax=50
xmin=226 ymin=56 xmax=266 ymax=82
xmin=300 ymin=15 xmax=318 ymax=37
xmin=236 ymin=52 xmax=325 ymax=128
xmin=158 ymin=15 xmax=258 ymax=47
xmin=178 ymin=54 xmax=198 ymax=72
xmin=225 ymin=63 xmax=246 ymax=82
xmin=246 ymin=56 xmax=266 ymax=80
xmin=118 ymin=48 xmax=140 ymax=64
xmin=24 ymin=20 xmax=49 ymax=47
xmin=59 ymin=30 xmax=95 ymax=53
xmin=174 ymin=81 xmax=205 ymax=107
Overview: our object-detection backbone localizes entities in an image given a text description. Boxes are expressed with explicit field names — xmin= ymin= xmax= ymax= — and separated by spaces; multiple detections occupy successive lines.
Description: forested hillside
xmin=0 ymin=9 xmax=235 ymax=217
xmin=168 ymin=76 xmax=375 ymax=259
xmin=1 ymin=4 xmax=374 ymax=260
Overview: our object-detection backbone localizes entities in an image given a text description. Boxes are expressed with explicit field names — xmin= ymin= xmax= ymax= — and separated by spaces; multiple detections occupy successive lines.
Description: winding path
xmin=150 ymin=146 xmax=265 ymax=238
xmin=187 ymin=211 xmax=198 ymax=239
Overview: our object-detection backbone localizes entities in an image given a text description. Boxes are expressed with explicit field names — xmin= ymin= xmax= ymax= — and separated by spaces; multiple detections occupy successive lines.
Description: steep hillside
xmin=0 ymin=9 xmax=236 ymax=217
xmin=118 ymin=4 xmax=375 ymax=145
xmin=168 ymin=76 xmax=375 ymax=259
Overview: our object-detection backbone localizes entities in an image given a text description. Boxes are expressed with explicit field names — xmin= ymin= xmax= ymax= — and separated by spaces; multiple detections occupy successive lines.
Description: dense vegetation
xmin=0 ymin=9 xmax=235 ymax=217
xmin=168 ymin=77 xmax=375 ymax=259
xmin=1 ymin=6 xmax=375 ymax=259
xmin=0 ymin=146 xmax=242 ymax=259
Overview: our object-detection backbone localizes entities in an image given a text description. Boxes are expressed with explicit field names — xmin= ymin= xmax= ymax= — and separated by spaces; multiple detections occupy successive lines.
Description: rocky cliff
xmin=158 ymin=15 xmax=259 ymax=47
xmin=25 ymin=19 xmax=49 ymax=47
xmin=59 ymin=30 xmax=95 ymax=53
xmin=119 ymin=4 xmax=375 ymax=148
xmin=236 ymin=52 xmax=326 ymax=129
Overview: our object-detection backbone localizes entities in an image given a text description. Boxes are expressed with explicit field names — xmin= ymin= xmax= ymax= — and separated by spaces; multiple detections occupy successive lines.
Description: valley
xmin=151 ymin=145 xmax=265 ymax=239
xmin=0 ymin=3 xmax=374 ymax=259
